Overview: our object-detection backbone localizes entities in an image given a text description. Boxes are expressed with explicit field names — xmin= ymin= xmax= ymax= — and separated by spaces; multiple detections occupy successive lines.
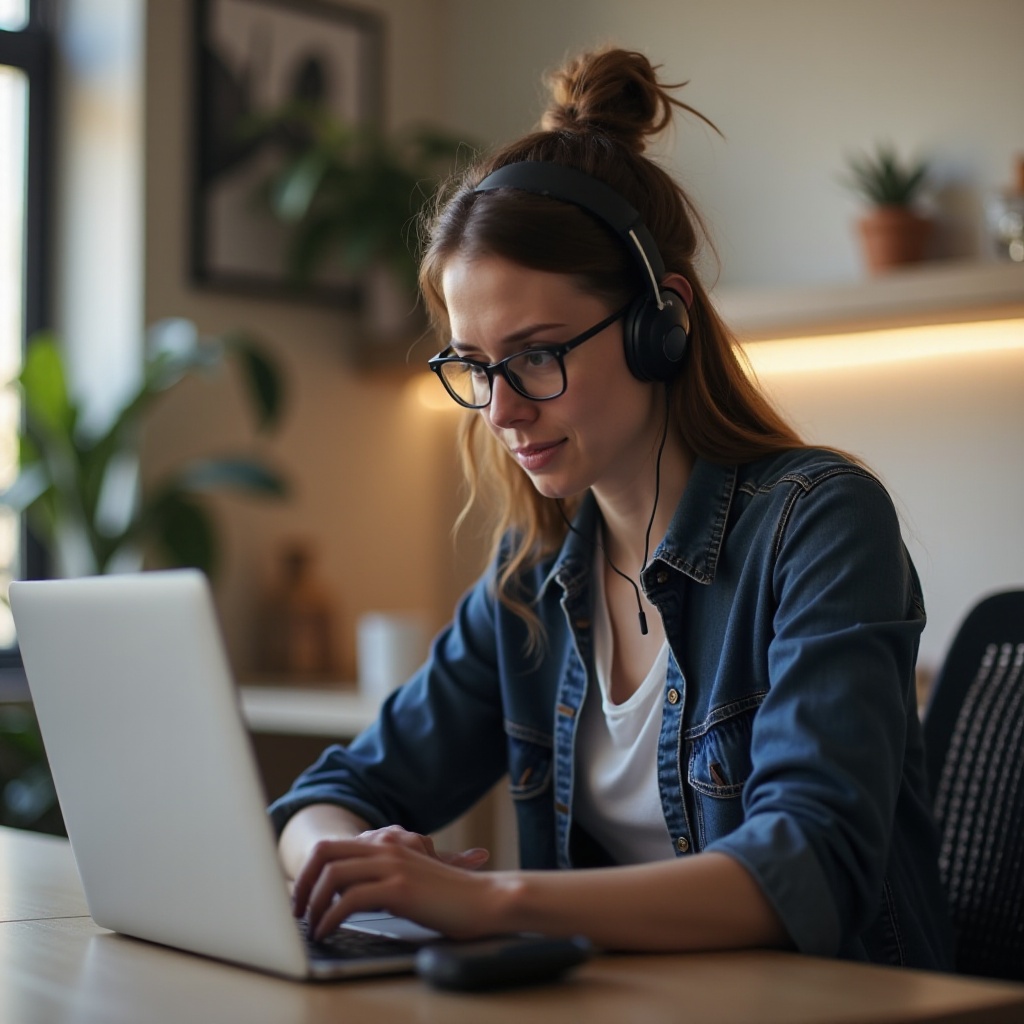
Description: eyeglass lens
xmin=438 ymin=349 xmax=566 ymax=407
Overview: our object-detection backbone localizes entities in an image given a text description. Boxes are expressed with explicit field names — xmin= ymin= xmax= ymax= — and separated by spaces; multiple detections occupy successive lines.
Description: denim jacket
xmin=269 ymin=448 xmax=954 ymax=970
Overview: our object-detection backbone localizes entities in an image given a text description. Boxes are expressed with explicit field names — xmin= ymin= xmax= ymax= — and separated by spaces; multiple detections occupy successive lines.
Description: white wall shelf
xmin=713 ymin=261 xmax=1024 ymax=341
xmin=238 ymin=685 xmax=378 ymax=738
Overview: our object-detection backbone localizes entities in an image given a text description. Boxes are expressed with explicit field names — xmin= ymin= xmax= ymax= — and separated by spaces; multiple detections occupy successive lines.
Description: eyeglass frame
xmin=427 ymin=300 xmax=634 ymax=410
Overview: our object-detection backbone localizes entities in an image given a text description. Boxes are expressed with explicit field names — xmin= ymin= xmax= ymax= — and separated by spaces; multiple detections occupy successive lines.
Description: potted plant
xmin=254 ymin=105 xmax=474 ymax=345
xmin=0 ymin=702 xmax=61 ymax=834
xmin=841 ymin=143 xmax=932 ymax=273
xmin=1 ymin=320 xmax=288 ymax=580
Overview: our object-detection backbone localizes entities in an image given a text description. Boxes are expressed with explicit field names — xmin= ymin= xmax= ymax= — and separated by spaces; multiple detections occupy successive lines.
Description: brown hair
xmin=418 ymin=47 xmax=806 ymax=638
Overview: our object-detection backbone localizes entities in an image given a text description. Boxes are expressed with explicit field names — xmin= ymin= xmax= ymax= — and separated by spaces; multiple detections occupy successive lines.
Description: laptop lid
xmin=9 ymin=570 xmax=435 ymax=979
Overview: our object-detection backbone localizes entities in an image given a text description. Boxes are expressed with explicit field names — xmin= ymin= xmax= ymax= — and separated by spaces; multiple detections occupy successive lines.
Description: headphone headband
xmin=472 ymin=160 xmax=688 ymax=382
xmin=474 ymin=162 xmax=665 ymax=302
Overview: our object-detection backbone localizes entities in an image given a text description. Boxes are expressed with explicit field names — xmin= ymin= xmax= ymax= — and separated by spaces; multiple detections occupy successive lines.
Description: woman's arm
xmin=292 ymin=838 xmax=788 ymax=951
xmin=500 ymin=851 xmax=788 ymax=951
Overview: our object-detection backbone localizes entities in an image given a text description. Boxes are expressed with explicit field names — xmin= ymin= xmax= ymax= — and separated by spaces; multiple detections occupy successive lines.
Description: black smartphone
xmin=414 ymin=934 xmax=594 ymax=991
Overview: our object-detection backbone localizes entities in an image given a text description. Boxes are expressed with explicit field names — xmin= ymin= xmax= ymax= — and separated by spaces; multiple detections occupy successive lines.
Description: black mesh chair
xmin=922 ymin=589 xmax=1024 ymax=980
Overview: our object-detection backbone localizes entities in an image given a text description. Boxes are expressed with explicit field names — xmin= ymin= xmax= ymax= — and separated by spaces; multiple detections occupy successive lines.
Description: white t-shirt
xmin=573 ymin=549 xmax=675 ymax=864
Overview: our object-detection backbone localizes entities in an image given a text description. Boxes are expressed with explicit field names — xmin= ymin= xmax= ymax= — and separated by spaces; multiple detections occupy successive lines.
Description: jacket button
xmin=656 ymin=570 xmax=670 ymax=585
xmin=667 ymin=688 xmax=680 ymax=704
xmin=676 ymin=836 xmax=690 ymax=853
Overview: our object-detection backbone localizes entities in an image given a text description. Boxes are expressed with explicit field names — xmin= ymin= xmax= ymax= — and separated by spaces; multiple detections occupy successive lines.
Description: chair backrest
xmin=922 ymin=589 xmax=1024 ymax=980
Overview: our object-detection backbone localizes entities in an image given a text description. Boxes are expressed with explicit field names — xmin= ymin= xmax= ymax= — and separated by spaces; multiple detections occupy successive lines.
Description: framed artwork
xmin=190 ymin=0 xmax=384 ymax=306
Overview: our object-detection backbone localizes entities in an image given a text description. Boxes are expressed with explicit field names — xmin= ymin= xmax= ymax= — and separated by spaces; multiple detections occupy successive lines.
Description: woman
xmin=270 ymin=47 xmax=953 ymax=969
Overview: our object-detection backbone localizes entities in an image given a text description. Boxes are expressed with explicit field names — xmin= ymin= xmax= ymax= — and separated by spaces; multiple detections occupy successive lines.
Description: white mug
xmin=356 ymin=612 xmax=429 ymax=704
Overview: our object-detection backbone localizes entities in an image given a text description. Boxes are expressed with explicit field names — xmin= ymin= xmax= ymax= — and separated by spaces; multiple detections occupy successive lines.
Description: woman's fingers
xmin=292 ymin=828 xmax=423 ymax=915
xmin=305 ymin=847 xmax=398 ymax=938
xmin=358 ymin=824 xmax=439 ymax=858
xmin=442 ymin=846 xmax=490 ymax=869
xmin=292 ymin=837 xmax=353 ymax=919
xmin=291 ymin=827 xmax=495 ymax=939
xmin=296 ymin=840 xmax=496 ymax=941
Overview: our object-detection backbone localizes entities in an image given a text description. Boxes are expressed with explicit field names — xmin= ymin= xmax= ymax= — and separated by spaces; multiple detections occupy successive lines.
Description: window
xmin=0 ymin=2 xmax=52 ymax=654
xmin=0 ymin=2 xmax=30 ymax=32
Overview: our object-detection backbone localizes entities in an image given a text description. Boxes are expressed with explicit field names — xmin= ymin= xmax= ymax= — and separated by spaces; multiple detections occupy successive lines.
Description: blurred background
xmin=1 ymin=0 xmax=1022 ymax=835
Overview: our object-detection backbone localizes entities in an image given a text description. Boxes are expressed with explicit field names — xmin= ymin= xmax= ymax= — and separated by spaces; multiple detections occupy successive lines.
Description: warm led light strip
xmin=742 ymin=318 xmax=1024 ymax=376
xmin=414 ymin=318 xmax=1024 ymax=408
xmin=413 ymin=372 xmax=464 ymax=413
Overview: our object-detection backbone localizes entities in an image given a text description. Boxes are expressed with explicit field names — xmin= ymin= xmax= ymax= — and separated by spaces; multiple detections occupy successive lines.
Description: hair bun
xmin=540 ymin=48 xmax=679 ymax=154
xmin=540 ymin=47 xmax=716 ymax=153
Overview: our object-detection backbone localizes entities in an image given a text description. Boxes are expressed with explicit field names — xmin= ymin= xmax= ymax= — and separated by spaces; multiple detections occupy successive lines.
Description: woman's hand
xmin=341 ymin=824 xmax=490 ymax=869
xmin=292 ymin=825 xmax=497 ymax=941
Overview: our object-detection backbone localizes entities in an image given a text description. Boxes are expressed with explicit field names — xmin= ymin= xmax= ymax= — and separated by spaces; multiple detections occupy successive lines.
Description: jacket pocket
xmin=504 ymin=720 xmax=553 ymax=801
xmin=685 ymin=694 xmax=763 ymax=847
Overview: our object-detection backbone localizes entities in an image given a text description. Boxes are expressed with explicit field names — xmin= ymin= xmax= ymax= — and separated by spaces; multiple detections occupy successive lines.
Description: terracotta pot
xmin=856 ymin=206 xmax=932 ymax=274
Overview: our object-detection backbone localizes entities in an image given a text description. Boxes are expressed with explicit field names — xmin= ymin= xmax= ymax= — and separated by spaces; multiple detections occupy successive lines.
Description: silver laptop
xmin=9 ymin=569 xmax=441 ymax=980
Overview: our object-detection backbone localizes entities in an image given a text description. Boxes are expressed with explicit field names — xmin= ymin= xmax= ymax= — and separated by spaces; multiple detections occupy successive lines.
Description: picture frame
xmin=190 ymin=0 xmax=384 ymax=306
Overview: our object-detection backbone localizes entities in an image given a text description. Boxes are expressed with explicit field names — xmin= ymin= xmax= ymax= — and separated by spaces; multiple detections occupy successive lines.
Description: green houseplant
xmin=1 ymin=320 xmax=287 ymax=580
xmin=255 ymin=105 xmax=474 ymax=338
xmin=841 ymin=143 xmax=932 ymax=273
xmin=0 ymin=702 xmax=62 ymax=834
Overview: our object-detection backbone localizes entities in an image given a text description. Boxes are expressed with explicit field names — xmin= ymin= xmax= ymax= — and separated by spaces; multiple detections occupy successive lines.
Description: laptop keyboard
xmin=298 ymin=918 xmax=422 ymax=962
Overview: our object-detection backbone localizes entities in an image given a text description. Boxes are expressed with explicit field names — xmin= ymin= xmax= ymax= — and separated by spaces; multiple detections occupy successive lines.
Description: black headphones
xmin=474 ymin=161 xmax=690 ymax=383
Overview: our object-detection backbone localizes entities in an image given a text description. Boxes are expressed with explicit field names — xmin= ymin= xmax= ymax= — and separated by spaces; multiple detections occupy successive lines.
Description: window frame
xmin=0 ymin=2 xmax=54 ymax=669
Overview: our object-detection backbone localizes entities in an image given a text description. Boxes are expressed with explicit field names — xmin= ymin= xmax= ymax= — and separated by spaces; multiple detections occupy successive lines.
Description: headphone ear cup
xmin=623 ymin=289 xmax=690 ymax=382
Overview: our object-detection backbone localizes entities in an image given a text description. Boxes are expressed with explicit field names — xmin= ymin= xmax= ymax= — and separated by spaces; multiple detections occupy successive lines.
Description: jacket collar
xmin=541 ymin=457 xmax=738 ymax=597
xmin=652 ymin=457 xmax=736 ymax=585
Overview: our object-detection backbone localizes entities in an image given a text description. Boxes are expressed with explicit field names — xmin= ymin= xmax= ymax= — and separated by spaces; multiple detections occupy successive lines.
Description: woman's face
xmin=441 ymin=253 xmax=666 ymax=505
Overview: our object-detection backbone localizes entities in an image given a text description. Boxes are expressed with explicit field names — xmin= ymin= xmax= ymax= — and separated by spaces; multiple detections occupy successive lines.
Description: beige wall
xmin=437 ymin=0 xmax=1024 ymax=287
xmin=141 ymin=0 xmax=1024 ymax=678
xmin=144 ymin=0 xmax=478 ymax=678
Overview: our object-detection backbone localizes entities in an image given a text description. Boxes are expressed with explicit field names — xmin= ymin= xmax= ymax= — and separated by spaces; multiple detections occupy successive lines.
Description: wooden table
xmin=3 ymin=827 xmax=1024 ymax=1024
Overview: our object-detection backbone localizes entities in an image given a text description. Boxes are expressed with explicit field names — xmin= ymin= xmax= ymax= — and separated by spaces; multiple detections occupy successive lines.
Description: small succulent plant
xmin=841 ymin=143 xmax=929 ymax=207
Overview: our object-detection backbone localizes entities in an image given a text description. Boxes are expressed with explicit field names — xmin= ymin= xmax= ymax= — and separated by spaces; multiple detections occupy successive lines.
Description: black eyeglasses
xmin=428 ymin=301 xmax=632 ymax=410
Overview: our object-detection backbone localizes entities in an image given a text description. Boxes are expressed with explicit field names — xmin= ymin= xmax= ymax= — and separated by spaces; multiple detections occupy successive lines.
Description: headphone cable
xmin=557 ymin=384 xmax=671 ymax=637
